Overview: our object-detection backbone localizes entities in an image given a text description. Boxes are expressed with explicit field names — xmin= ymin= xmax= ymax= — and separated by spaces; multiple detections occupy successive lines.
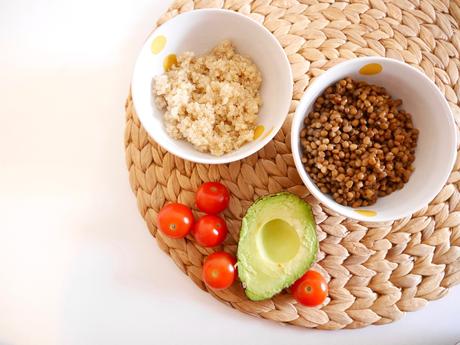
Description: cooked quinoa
xmin=153 ymin=40 xmax=262 ymax=156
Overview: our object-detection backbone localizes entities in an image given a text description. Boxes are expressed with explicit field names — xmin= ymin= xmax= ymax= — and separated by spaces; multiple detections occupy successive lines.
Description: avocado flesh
xmin=237 ymin=193 xmax=318 ymax=301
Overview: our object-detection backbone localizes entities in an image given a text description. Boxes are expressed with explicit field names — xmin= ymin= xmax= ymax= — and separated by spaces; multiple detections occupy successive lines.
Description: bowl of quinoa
xmin=132 ymin=9 xmax=293 ymax=164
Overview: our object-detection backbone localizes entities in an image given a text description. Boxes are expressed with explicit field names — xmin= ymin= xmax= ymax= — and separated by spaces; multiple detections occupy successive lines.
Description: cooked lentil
xmin=300 ymin=77 xmax=419 ymax=207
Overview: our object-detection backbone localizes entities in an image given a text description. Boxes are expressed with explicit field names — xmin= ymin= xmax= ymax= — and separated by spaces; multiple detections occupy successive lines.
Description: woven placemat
xmin=125 ymin=0 xmax=460 ymax=329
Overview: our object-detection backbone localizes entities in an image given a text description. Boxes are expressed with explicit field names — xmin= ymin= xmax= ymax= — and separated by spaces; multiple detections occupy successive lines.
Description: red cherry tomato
xmin=291 ymin=270 xmax=328 ymax=307
xmin=196 ymin=182 xmax=230 ymax=214
xmin=192 ymin=215 xmax=228 ymax=247
xmin=202 ymin=252 xmax=236 ymax=290
xmin=157 ymin=203 xmax=194 ymax=239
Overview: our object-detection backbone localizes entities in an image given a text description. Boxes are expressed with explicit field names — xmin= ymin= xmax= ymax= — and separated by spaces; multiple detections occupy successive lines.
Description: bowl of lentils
xmin=291 ymin=57 xmax=457 ymax=222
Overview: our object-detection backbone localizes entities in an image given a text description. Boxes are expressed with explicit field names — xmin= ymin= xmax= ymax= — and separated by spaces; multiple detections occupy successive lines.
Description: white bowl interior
xmin=292 ymin=57 xmax=457 ymax=222
xmin=132 ymin=9 xmax=293 ymax=164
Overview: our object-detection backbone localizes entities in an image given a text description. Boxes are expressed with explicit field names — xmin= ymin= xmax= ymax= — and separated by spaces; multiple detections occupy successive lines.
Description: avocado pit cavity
xmin=259 ymin=219 xmax=300 ymax=264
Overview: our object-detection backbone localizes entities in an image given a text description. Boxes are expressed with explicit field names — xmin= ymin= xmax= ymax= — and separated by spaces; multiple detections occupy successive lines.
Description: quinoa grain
xmin=153 ymin=40 xmax=262 ymax=156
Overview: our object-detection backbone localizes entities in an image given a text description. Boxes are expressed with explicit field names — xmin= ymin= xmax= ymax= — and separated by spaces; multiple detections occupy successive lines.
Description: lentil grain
xmin=300 ymin=78 xmax=418 ymax=207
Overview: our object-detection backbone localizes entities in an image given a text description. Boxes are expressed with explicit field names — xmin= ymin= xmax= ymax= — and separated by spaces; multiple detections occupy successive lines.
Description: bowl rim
xmin=291 ymin=56 xmax=457 ymax=222
xmin=131 ymin=8 xmax=293 ymax=164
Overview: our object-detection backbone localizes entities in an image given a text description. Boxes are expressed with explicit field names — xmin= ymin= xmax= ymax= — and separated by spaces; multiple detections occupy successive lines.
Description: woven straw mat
xmin=124 ymin=0 xmax=460 ymax=329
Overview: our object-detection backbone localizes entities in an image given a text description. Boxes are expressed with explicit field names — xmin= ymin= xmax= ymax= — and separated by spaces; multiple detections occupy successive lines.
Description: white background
xmin=0 ymin=0 xmax=459 ymax=344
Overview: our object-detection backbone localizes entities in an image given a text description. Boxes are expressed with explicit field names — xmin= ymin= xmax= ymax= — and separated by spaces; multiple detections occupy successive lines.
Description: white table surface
xmin=0 ymin=1 xmax=459 ymax=344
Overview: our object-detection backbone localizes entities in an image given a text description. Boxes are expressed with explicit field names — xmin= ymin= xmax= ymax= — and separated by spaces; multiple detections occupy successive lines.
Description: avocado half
xmin=237 ymin=192 xmax=318 ymax=301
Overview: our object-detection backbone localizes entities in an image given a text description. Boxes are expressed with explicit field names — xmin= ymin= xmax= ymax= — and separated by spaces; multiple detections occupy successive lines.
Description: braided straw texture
xmin=125 ymin=0 xmax=460 ymax=329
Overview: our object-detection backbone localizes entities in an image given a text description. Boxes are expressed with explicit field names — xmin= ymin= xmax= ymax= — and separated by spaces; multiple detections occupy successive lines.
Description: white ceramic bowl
xmin=132 ymin=9 xmax=293 ymax=164
xmin=292 ymin=57 xmax=457 ymax=222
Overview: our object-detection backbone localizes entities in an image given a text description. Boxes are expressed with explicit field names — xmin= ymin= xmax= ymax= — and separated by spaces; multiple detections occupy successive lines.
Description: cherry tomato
xmin=196 ymin=182 xmax=230 ymax=214
xmin=291 ymin=270 xmax=328 ymax=307
xmin=202 ymin=252 xmax=236 ymax=290
xmin=157 ymin=203 xmax=194 ymax=239
xmin=192 ymin=215 xmax=228 ymax=247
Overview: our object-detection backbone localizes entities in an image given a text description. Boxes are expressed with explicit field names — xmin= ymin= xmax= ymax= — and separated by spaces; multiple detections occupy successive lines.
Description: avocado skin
xmin=237 ymin=192 xmax=318 ymax=301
